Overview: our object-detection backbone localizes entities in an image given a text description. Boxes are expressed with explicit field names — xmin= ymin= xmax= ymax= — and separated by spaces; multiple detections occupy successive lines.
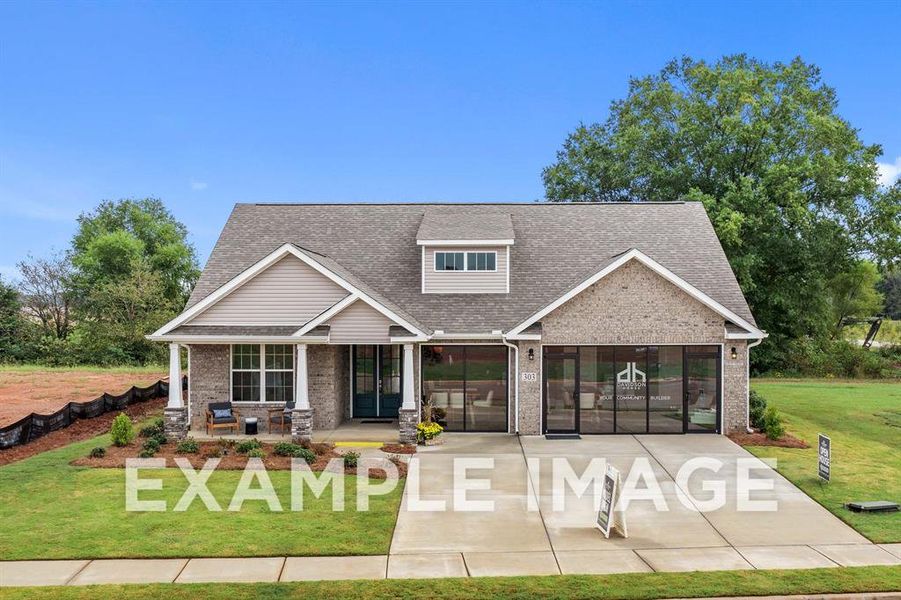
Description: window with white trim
xmin=434 ymin=251 xmax=496 ymax=272
xmin=231 ymin=344 xmax=294 ymax=402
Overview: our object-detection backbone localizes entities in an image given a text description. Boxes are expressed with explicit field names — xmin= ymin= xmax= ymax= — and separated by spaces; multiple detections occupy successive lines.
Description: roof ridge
xmin=246 ymin=201 xmax=691 ymax=206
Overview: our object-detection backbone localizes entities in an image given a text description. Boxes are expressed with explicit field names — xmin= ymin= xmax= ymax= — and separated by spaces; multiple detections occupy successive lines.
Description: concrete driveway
xmin=389 ymin=433 xmax=897 ymax=576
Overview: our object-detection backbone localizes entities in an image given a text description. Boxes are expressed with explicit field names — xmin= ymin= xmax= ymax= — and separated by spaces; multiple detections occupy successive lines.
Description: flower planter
xmin=422 ymin=437 xmax=444 ymax=446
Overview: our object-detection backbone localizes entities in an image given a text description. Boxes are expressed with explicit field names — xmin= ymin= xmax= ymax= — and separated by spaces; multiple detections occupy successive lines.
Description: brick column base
xmin=291 ymin=408 xmax=314 ymax=443
xmin=398 ymin=408 xmax=418 ymax=445
xmin=163 ymin=406 xmax=188 ymax=441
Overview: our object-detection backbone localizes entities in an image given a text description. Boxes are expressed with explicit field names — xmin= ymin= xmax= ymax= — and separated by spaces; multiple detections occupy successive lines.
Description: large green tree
xmin=543 ymin=55 xmax=899 ymax=367
xmin=0 ymin=276 xmax=24 ymax=362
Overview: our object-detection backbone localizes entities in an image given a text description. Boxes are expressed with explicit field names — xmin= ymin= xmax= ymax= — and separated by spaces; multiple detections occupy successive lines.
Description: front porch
xmin=163 ymin=342 xmax=418 ymax=444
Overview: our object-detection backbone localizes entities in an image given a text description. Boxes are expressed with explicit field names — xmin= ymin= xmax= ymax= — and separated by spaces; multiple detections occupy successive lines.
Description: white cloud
xmin=877 ymin=156 xmax=901 ymax=187
xmin=190 ymin=180 xmax=208 ymax=191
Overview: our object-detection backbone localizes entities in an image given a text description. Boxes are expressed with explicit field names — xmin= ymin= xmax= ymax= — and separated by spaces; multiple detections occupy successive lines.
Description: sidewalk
xmin=2 ymin=543 xmax=900 ymax=587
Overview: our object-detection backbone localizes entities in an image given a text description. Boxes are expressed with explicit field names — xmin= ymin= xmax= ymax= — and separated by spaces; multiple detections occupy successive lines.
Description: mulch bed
xmin=380 ymin=443 xmax=417 ymax=454
xmin=729 ymin=431 xmax=810 ymax=448
xmin=0 ymin=397 xmax=166 ymax=466
xmin=71 ymin=439 xmax=407 ymax=479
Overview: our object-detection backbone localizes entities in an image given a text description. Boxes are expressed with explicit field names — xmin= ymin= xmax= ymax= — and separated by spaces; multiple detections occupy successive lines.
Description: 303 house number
xmin=521 ymin=372 xmax=537 ymax=382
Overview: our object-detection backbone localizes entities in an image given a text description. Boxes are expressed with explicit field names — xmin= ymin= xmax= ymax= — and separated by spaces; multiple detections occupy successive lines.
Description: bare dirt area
xmin=0 ymin=368 xmax=165 ymax=426
xmin=0 ymin=397 xmax=166 ymax=466
xmin=729 ymin=431 xmax=810 ymax=448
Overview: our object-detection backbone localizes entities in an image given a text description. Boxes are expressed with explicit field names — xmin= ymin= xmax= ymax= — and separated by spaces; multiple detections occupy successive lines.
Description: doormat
xmin=361 ymin=419 xmax=394 ymax=424
xmin=545 ymin=433 xmax=581 ymax=440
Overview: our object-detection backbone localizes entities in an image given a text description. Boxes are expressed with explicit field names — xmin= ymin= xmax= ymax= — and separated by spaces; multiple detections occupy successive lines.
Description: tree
xmin=879 ymin=268 xmax=901 ymax=320
xmin=828 ymin=261 xmax=883 ymax=335
xmin=542 ymin=55 xmax=899 ymax=360
xmin=71 ymin=198 xmax=200 ymax=305
xmin=16 ymin=251 xmax=73 ymax=339
xmin=0 ymin=276 xmax=24 ymax=361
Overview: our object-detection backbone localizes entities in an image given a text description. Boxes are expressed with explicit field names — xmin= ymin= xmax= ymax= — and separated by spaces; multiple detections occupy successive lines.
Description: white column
xmin=167 ymin=343 xmax=182 ymax=409
xmin=402 ymin=343 xmax=415 ymax=410
xmin=295 ymin=344 xmax=310 ymax=409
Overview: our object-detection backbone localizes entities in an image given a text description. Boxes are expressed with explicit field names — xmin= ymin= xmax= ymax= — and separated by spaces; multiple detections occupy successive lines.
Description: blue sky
xmin=1 ymin=1 xmax=899 ymax=277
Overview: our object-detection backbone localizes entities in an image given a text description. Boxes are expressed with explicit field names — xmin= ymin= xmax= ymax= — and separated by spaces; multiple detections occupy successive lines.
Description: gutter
xmin=501 ymin=337 xmax=519 ymax=435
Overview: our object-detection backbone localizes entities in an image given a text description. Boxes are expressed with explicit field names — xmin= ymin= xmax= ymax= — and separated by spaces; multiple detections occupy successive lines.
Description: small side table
xmin=244 ymin=417 xmax=259 ymax=435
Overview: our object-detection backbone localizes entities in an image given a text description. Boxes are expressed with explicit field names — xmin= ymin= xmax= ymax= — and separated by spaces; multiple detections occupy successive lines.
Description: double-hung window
xmin=231 ymin=344 xmax=294 ymax=403
xmin=435 ymin=251 xmax=496 ymax=271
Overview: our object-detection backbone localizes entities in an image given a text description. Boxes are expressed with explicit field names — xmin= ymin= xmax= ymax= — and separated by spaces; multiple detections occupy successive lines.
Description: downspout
xmin=501 ymin=338 xmax=519 ymax=435
xmin=746 ymin=337 xmax=764 ymax=433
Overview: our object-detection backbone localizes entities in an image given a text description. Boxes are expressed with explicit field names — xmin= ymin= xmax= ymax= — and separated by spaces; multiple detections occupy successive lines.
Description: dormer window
xmin=435 ymin=251 xmax=496 ymax=272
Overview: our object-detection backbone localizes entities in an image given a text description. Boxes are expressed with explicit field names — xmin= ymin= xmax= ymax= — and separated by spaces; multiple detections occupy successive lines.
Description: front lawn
xmin=748 ymin=379 xmax=901 ymax=543
xmin=2 ymin=566 xmax=900 ymax=600
xmin=0 ymin=429 xmax=403 ymax=560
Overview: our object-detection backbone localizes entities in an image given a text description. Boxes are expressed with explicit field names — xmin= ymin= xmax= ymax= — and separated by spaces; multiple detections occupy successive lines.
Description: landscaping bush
xmin=273 ymin=442 xmax=302 ymax=457
xmin=343 ymin=451 xmax=360 ymax=469
xmin=138 ymin=449 xmax=156 ymax=458
xmin=109 ymin=413 xmax=135 ymax=447
xmin=763 ymin=406 xmax=785 ymax=440
xmin=296 ymin=447 xmax=316 ymax=464
xmin=246 ymin=448 xmax=266 ymax=459
xmin=749 ymin=390 xmax=767 ymax=431
xmin=202 ymin=447 xmax=222 ymax=459
xmin=756 ymin=336 xmax=899 ymax=378
xmin=139 ymin=417 xmax=165 ymax=439
xmin=416 ymin=421 xmax=443 ymax=443
xmin=142 ymin=438 xmax=160 ymax=454
xmin=149 ymin=432 xmax=167 ymax=446
xmin=235 ymin=439 xmax=262 ymax=454
xmin=176 ymin=438 xmax=199 ymax=454
xmin=89 ymin=447 xmax=106 ymax=459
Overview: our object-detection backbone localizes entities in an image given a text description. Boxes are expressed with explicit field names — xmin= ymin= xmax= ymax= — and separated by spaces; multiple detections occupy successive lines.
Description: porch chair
xmin=206 ymin=402 xmax=241 ymax=436
xmin=269 ymin=401 xmax=295 ymax=434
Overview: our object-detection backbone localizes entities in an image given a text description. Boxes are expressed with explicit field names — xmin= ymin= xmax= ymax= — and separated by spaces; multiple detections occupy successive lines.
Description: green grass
xmin=0 ymin=428 xmax=403 ymax=560
xmin=843 ymin=318 xmax=901 ymax=345
xmin=748 ymin=378 xmax=901 ymax=543
xmin=0 ymin=363 xmax=166 ymax=374
xmin=3 ymin=566 xmax=900 ymax=600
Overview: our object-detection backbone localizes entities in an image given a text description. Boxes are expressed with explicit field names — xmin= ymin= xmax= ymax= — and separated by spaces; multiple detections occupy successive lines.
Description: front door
xmin=352 ymin=345 xmax=402 ymax=419
xmin=684 ymin=351 xmax=720 ymax=432
xmin=543 ymin=349 xmax=578 ymax=433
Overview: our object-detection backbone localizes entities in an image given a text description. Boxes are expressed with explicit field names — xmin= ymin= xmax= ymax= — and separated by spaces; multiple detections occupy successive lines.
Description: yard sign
xmin=818 ymin=433 xmax=831 ymax=482
xmin=596 ymin=465 xmax=627 ymax=538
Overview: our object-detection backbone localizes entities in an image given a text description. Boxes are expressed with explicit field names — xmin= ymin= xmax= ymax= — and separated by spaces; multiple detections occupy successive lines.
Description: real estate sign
xmin=818 ymin=433 xmax=831 ymax=482
xmin=596 ymin=465 xmax=627 ymax=538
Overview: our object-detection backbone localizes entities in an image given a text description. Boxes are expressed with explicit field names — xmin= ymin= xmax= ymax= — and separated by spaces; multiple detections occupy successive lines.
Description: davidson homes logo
xmin=617 ymin=361 xmax=646 ymax=389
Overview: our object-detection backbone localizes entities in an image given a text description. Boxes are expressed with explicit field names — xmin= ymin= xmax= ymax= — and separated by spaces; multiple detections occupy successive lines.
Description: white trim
xmin=506 ymin=249 xmax=765 ymax=339
xmin=505 ymin=246 xmax=510 ymax=294
xmin=390 ymin=335 xmax=429 ymax=343
xmin=421 ymin=246 xmax=425 ymax=294
xmin=148 ymin=336 xmax=328 ymax=344
xmin=151 ymin=243 xmax=427 ymax=338
xmin=505 ymin=333 xmax=541 ymax=341
xmin=430 ymin=332 xmax=505 ymax=340
xmin=417 ymin=239 xmax=513 ymax=246
xmin=433 ymin=250 xmax=498 ymax=273
xmin=725 ymin=328 xmax=766 ymax=340
xmin=295 ymin=294 xmax=360 ymax=336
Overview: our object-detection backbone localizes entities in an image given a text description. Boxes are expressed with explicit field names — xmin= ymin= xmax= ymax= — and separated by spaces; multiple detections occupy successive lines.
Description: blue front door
xmin=352 ymin=345 xmax=402 ymax=418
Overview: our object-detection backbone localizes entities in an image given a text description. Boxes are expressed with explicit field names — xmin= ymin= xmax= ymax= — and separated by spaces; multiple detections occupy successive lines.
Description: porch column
xmin=398 ymin=343 xmax=418 ymax=445
xmin=163 ymin=343 xmax=188 ymax=440
xmin=291 ymin=343 xmax=313 ymax=443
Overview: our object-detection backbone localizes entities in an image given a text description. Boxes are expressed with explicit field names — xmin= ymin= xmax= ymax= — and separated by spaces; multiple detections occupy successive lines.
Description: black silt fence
xmin=0 ymin=376 xmax=187 ymax=450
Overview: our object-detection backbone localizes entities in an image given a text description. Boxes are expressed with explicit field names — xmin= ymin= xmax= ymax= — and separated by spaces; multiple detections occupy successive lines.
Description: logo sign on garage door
xmin=818 ymin=433 xmax=831 ymax=482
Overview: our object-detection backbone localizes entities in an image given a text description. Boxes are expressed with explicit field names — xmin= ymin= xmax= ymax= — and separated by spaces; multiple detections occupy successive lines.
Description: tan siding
xmin=326 ymin=300 xmax=393 ymax=343
xmin=423 ymin=246 xmax=508 ymax=294
xmin=189 ymin=255 xmax=349 ymax=326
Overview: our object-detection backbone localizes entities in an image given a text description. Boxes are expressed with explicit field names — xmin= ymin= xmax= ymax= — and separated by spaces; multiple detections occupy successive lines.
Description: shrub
xmin=202 ymin=448 xmax=222 ymax=459
xmin=273 ymin=442 xmax=302 ymax=457
xmin=235 ymin=439 xmax=262 ymax=454
xmin=138 ymin=449 xmax=156 ymax=458
xmin=89 ymin=447 xmax=106 ymax=459
xmin=110 ymin=413 xmax=135 ymax=447
xmin=763 ymin=406 xmax=785 ymax=440
xmin=176 ymin=439 xmax=199 ymax=454
xmin=139 ymin=417 xmax=165 ymax=438
xmin=246 ymin=448 xmax=266 ymax=459
xmin=149 ymin=432 xmax=168 ymax=446
xmin=296 ymin=447 xmax=316 ymax=464
xmin=142 ymin=438 xmax=160 ymax=454
xmin=749 ymin=390 xmax=767 ymax=431
xmin=416 ymin=421 xmax=443 ymax=443
xmin=343 ymin=451 xmax=360 ymax=469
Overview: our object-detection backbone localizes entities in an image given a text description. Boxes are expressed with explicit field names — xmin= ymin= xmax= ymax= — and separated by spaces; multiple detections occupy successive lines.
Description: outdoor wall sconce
xmin=730 ymin=347 xmax=738 ymax=360
xmin=528 ymin=348 xmax=535 ymax=361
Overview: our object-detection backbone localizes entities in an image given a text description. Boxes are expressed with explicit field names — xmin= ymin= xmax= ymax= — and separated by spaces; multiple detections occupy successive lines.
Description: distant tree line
xmin=0 ymin=198 xmax=199 ymax=366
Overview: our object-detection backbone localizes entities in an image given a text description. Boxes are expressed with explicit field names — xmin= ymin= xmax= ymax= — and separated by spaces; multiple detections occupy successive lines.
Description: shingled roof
xmin=185 ymin=202 xmax=756 ymax=334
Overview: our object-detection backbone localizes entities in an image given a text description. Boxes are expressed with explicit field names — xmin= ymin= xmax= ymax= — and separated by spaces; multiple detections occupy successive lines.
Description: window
xmin=434 ymin=251 xmax=496 ymax=272
xmin=435 ymin=252 xmax=464 ymax=271
xmin=231 ymin=344 xmax=294 ymax=403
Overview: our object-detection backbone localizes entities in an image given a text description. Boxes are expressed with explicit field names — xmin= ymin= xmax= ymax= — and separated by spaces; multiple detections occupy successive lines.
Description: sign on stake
xmin=818 ymin=433 xmax=830 ymax=482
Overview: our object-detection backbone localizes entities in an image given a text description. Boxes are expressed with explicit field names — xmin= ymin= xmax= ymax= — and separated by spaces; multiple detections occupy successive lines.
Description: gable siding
xmin=423 ymin=246 xmax=508 ymax=294
xmin=326 ymin=300 xmax=394 ymax=343
xmin=189 ymin=255 xmax=349 ymax=326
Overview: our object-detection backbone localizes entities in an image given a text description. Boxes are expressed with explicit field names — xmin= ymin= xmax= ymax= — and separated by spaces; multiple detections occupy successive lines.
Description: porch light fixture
xmin=528 ymin=348 xmax=535 ymax=361
xmin=730 ymin=347 xmax=737 ymax=360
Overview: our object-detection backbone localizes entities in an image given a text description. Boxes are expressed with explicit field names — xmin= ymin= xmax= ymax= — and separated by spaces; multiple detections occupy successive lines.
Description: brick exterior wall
xmin=520 ymin=261 xmax=749 ymax=434
xmin=188 ymin=343 xmax=349 ymax=434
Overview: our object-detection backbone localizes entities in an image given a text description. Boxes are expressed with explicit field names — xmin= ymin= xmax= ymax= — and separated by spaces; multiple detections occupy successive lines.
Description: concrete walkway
xmin=2 ymin=434 xmax=900 ymax=587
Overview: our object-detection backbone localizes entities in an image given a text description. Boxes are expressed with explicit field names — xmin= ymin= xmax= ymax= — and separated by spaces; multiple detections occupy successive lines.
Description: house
xmin=148 ymin=202 xmax=765 ymax=442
